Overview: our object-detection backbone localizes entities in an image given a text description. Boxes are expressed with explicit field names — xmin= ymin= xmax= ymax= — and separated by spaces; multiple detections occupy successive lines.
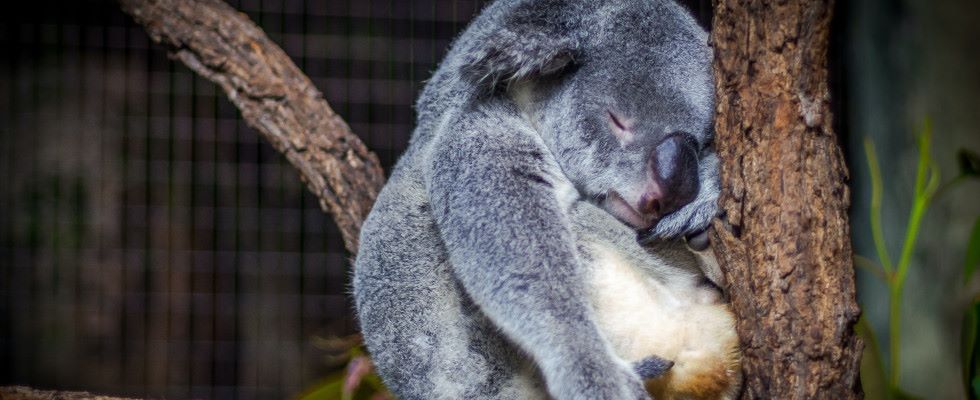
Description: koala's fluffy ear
xmin=460 ymin=1 xmax=581 ymax=91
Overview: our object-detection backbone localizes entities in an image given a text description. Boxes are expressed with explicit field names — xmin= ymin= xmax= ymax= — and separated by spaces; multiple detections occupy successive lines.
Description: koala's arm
xmin=427 ymin=106 xmax=649 ymax=400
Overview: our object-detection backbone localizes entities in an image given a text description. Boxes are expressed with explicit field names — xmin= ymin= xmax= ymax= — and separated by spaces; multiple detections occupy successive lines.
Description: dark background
xmin=0 ymin=1 xmax=490 ymax=398
xmin=1 ymin=0 xmax=978 ymax=399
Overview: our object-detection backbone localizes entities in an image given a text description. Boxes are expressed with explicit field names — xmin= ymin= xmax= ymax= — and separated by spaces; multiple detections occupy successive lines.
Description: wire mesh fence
xmin=0 ymin=1 xmax=486 ymax=398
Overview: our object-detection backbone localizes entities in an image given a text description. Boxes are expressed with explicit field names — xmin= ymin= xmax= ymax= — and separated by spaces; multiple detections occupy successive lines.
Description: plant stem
xmin=865 ymin=138 xmax=895 ymax=274
xmin=888 ymin=180 xmax=938 ymax=387
xmin=889 ymin=282 xmax=903 ymax=388
xmin=887 ymin=127 xmax=941 ymax=387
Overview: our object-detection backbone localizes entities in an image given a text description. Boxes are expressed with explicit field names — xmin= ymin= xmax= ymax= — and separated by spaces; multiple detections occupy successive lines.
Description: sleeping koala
xmin=353 ymin=0 xmax=727 ymax=398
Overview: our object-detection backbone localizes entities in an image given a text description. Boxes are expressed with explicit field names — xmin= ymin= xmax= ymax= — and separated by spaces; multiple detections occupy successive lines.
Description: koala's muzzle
xmin=640 ymin=133 xmax=700 ymax=218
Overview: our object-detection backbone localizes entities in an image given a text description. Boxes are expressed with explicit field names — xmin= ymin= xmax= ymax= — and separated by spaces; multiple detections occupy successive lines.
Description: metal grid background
xmin=0 ymin=1 xmax=486 ymax=398
xmin=0 ymin=0 xmax=709 ymax=399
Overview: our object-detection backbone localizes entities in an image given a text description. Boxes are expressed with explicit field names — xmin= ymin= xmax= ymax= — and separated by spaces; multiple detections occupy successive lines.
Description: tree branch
xmin=118 ymin=0 xmax=385 ymax=254
xmin=0 ymin=387 xmax=135 ymax=400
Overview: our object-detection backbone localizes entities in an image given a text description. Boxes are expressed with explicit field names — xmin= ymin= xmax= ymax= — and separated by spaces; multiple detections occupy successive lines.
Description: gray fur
xmin=353 ymin=0 xmax=718 ymax=398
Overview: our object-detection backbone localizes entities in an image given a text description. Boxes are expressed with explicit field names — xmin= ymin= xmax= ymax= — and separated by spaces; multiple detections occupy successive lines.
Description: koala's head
xmin=459 ymin=0 xmax=715 ymax=236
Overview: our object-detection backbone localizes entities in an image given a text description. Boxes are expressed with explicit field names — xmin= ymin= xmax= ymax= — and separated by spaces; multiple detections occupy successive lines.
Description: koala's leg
xmin=425 ymin=104 xmax=650 ymax=400
xmin=354 ymin=167 xmax=546 ymax=399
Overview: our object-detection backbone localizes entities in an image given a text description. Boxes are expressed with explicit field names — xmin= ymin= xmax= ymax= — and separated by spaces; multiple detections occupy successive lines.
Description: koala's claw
xmin=633 ymin=355 xmax=675 ymax=379
xmin=685 ymin=228 xmax=711 ymax=251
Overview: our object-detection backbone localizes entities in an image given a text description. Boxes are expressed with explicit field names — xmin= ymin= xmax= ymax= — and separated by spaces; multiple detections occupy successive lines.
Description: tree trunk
xmin=710 ymin=0 xmax=863 ymax=398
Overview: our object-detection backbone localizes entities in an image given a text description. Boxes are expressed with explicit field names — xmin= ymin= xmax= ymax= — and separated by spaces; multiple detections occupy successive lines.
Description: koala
xmin=353 ymin=0 xmax=722 ymax=399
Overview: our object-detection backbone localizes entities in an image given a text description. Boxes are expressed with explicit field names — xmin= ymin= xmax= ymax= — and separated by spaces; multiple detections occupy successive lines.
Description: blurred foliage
xmin=859 ymin=120 xmax=980 ymax=399
xmin=297 ymin=335 xmax=392 ymax=400
xmin=965 ymin=211 xmax=980 ymax=285
xmin=964 ymin=298 xmax=980 ymax=400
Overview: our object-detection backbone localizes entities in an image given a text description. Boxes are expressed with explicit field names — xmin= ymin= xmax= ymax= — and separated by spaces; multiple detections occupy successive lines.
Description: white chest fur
xmin=586 ymin=243 xmax=740 ymax=400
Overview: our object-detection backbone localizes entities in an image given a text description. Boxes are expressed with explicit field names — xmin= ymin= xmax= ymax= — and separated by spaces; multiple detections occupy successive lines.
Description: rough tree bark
xmin=117 ymin=0 xmax=385 ymax=254
xmin=711 ymin=0 xmax=863 ymax=398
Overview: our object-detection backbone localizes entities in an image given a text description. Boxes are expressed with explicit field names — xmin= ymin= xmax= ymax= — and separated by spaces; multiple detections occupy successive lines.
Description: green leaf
xmin=964 ymin=299 xmax=980 ymax=400
xmin=966 ymin=217 xmax=980 ymax=284
xmin=959 ymin=149 xmax=980 ymax=178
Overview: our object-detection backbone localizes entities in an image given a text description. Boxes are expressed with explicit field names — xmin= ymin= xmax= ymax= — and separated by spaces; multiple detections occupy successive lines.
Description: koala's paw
xmin=641 ymin=195 xmax=719 ymax=242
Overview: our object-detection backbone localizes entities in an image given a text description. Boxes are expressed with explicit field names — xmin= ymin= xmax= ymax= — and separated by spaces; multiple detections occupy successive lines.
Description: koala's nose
xmin=639 ymin=133 xmax=700 ymax=217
